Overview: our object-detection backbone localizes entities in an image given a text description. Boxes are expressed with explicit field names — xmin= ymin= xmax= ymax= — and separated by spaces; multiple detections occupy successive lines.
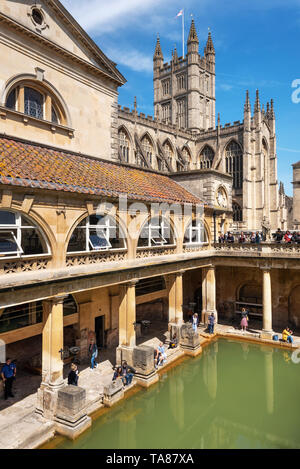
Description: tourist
xmin=226 ymin=232 xmax=234 ymax=243
xmin=68 ymin=363 xmax=79 ymax=386
xmin=240 ymin=308 xmax=249 ymax=332
xmin=218 ymin=234 xmax=225 ymax=243
xmin=255 ymin=231 xmax=261 ymax=244
xmin=239 ymin=232 xmax=246 ymax=243
xmin=208 ymin=312 xmax=215 ymax=334
xmin=284 ymin=231 xmax=292 ymax=243
xmin=1 ymin=358 xmax=16 ymax=400
xmin=89 ymin=338 xmax=98 ymax=370
xmin=121 ymin=361 xmax=136 ymax=386
xmin=295 ymin=232 xmax=300 ymax=244
xmin=282 ymin=327 xmax=294 ymax=343
xmin=112 ymin=365 xmax=123 ymax=382
xmin=250 ymin=232 xmax=256 ymax=243
xmin=157 ymin=342 xmax=167 ymax=366
xmin=192 ymin=313 xmax=198 ymax=332
xmin=274 ymin=228 xmax=283 ymax=243
xmin=168 ymin=333 xmax=178 ymax=349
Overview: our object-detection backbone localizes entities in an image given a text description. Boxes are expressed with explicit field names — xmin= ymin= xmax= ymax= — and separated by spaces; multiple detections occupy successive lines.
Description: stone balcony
xmin=213 ymin=242 xmax=300 ymax=259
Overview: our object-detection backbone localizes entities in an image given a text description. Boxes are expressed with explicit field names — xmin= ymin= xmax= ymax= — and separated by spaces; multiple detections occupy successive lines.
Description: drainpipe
xmin=213 ymin=211 xmax=217 ymax=244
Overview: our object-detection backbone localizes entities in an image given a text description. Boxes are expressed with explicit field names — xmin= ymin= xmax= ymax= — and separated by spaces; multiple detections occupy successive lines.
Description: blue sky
xmin=62 ymin=0 xmax=300 ymax=195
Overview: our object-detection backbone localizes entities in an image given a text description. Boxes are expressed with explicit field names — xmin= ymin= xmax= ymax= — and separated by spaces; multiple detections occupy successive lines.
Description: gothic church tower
xmin=153 ymin=20 xmax=215 ymax=131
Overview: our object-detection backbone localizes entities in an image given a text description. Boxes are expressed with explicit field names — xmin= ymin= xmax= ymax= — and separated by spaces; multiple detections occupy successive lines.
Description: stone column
xmin=37 ymin=295 xmax=67 ymax=418
xmin=167 ymin=274 xmax=176 ymax=324
xmin=262 ymin=268 xmax=273 ymax=337
xmin=202 ymin=266 xmax=217 ymax=324
xmin=117 ymin=281 xmax=137 ymax=365
xmin=175 ymin=271 xmax=184 ymax=324
xmin=42 ymin=295 xmax=66 ymax=389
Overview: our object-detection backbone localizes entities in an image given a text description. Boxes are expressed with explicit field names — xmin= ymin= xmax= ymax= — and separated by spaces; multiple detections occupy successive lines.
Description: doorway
xmin=95 ymin=316 xmax=105 ymax=348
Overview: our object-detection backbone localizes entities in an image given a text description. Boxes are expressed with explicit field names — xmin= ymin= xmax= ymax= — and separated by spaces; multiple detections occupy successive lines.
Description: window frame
xmin=0 ymin=211 xmax=50 ymax=259
xmin=4 ymin=82 xmax=66 ymax=126
xmin=67 ymin=215 xmax=127 ymax=255
xmin=138 ymin=217 xmax=175 ymax=248
xmin=184 ymin=220 xmax=208 ymax=246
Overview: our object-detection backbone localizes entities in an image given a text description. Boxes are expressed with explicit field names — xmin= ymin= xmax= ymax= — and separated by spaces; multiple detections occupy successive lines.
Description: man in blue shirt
xmin=208 ymin=313 xmax=215 ymax=334
xmin=1 ymin=358 xmax=16 ymax=400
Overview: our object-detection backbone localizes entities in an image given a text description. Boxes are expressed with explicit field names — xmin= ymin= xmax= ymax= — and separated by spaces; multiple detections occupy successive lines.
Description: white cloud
xmin=278 ymin=147 xmax=300 ymax=153
xmin=105 ymin=46 xmax=153 ymax=73
xmin=61 ymin=0 xmax=173 ymax=33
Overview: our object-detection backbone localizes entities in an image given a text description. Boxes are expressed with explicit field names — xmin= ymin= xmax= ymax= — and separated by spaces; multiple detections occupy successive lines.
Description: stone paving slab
xmin=0 ymin=411 xmax=55 ymax=449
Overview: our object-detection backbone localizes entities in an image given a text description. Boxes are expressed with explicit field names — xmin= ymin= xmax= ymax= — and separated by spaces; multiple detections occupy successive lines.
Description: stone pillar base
xmin=116 ymin=345 xmax=134 ymax=367
xmin=135 ymin=371 xmax=159 ymax=388
xmin=117 ymin=345 xmax=158 ymax=388
xmin=260 ymin=330 xmax=274 ymax=340
xmin=179 ymin=323 xmax=202 ymax=357
xmin=167 ymin=323 xmax=181 ymax=344
xmin=181 ymin=344 xmax=203 ymax=357
xmin=103 ymin=380 xmax=124 ymax=407
xmin=36 ymin=382 xmax=63 ymax=420
xmin=54 ymin=385 xmax=91 ymax=440
xmin=55 ymin=415 xmax=92 ymax=440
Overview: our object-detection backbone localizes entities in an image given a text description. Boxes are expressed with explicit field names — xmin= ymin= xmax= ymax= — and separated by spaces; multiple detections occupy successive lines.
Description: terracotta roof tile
xmin=0 ymin=137 xmax=202 ymax=205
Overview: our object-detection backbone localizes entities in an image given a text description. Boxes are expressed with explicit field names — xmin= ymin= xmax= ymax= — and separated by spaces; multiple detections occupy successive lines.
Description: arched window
xmin=5 ymin=81 xmax=66 ymax=125
xmin=182 ymin=147 xmax=191 ymax=170
xmin=141 ymin=135 xmax=153 ymax=165
xmin=184 ymin=219 xmax=208 ymax=245
xmin=233 ymin=202 xmax=243 ymax=222
xmin=118 ymin=128 xmax=130 ymax=163
xmin=63 ymin=295 xmax=78 ymax=317
xmin=199 ymin=145 xmax=214 ymax=169
xmin=138 ymin=216 xmax=175 ymax=248
xmin=24 ymin=87 xmax=43 ymax=119
xmin=238 ymin=283 xmax=262 ymax=316
xmin=0 ymin=210 xmax=49 ymax=258
xmin=177 ymin=99 xmax=186 ymax=128
xmin=163 ymin=141 xmax=174 ymax=169
xmin=67 ymin=215 xmax=126 ymax=253
xmin=225 ymin=141 xmax=243 ymax=189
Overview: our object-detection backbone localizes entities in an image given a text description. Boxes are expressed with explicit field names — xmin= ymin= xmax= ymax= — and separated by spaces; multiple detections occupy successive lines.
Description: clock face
xmin=216 ymin=188 xmax=227 ymax=208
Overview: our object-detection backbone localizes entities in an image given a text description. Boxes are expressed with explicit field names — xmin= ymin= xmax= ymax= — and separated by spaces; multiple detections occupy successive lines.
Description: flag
xmin=176 ymin=9 xmax=183 ymax=17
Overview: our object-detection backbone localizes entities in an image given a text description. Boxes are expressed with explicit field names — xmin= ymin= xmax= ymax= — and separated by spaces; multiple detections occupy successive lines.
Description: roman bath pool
xmin=49 ymin=339 xmax=300 ymax=449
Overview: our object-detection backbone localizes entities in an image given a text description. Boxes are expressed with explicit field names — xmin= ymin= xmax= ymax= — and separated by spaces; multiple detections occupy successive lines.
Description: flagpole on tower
xmin=182 ymin=9 xmax=185 ymax=59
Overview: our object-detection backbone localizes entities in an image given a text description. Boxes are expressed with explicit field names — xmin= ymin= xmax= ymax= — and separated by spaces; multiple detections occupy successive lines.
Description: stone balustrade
xmin=136 ymin=246 xmax=177 ymax=258
xmin=0 ymin=255 xmax=52 ymax=275
xmin=213 ymin=242 xmax=300 ymax=257
xmin=66 ymin=249 xmax=127 ymax=267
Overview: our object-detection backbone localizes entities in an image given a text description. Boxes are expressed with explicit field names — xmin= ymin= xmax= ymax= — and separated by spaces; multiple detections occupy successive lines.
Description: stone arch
xmin=183 ymin=216 xmax=210 ymax=245
xmin=237 ymin=282 xmax=262 ymax=310
xmin=136 ymin=213 xmax=178 ymax=250
xmin=262 ymin=137 xmax=269 ymax=152
xmin=2 ymin=73 xmax=71 ymax=126
xmin=65 ymin=210 xmax=128 ymax=256
xmin=224 ymin=139 xmax=243 ymax=190
xmin=199 ymin=144 xmax=215 ymax=169
xmin=0 ymin=205 xmax=55 ymax=256
xmin=140 ymin=131 xmax=156 ymax=153
xmin=140 ymin=132 xmax=156 ymax=167
xmin=118 ymin=125 xmax=133 ymax=163
xmin=181 ymin=145 xmax=192 ymax=170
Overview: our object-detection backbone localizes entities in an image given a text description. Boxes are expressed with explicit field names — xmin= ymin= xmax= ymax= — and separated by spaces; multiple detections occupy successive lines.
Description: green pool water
xmin=56 ymin=339 xmax=300 ymax=449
